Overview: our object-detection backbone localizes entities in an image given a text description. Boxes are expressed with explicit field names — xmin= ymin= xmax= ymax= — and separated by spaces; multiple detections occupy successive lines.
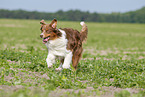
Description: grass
xmin=0 ymin=19 xmax=145 ymax=97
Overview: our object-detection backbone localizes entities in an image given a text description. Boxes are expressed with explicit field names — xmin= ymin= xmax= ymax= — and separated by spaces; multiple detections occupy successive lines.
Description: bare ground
xmin=0 ymin=67 xmax=143 ymax=97
xmin=0 ymin=84 xmax=142 ymax=97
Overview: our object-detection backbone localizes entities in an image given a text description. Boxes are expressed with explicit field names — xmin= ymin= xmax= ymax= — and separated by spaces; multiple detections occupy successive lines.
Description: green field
xmin=0 ymin=19 xmax=145 ymax=97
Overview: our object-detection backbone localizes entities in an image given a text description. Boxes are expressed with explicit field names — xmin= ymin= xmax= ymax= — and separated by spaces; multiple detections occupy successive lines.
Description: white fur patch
xmin=45 ymin=29 xmax=68 ymax=56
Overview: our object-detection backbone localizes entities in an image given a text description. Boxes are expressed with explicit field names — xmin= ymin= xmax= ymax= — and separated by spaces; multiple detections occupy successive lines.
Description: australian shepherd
xmin=40 ymin=19 xmax=88 ymax=70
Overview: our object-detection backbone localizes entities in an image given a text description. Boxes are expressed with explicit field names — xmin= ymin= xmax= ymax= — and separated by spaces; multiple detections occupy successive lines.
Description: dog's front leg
xmin=46 ymin=53 xmax=56 ymax=68
xmin=62 ymin=52 xmax=73 ymax=69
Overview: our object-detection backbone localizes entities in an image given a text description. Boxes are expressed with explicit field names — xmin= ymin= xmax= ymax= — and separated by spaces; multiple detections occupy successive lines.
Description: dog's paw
xmin=55 ymin=67 xmax=62 ymax=71
xmin=48 ymin=65 xmax=53 ymax=68
xmin=62 ymin=65 xmax=70 ymax=69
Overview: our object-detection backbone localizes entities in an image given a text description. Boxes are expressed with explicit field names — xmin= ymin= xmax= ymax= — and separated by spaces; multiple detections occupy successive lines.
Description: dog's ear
xmin=50 ymin=18 xmax=57 ymax=28
xmin=40 ymin=19 xmax=46 ymax=25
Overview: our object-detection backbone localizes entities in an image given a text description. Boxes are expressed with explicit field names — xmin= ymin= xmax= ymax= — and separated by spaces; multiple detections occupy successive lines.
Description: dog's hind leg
xmin=72 ymin=48 xmax=83 ymax=70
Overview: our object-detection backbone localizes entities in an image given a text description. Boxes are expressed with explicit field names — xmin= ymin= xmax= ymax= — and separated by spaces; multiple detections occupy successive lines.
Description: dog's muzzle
xmin=43 ymin=36 xmax=50 ymax=44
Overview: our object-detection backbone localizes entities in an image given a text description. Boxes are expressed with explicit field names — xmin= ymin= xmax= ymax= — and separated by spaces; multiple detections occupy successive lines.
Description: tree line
xmin=0 ymin=6 xmax=145 ymax=23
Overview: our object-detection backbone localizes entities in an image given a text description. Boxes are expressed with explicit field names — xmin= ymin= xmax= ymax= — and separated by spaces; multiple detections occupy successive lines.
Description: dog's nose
xmin=40 ymin=33 xmax=43 ymax=38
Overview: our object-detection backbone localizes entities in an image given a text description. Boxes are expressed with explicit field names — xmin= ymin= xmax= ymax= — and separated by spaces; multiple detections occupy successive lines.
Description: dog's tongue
xmin=43 ymin=38 xmax=49 ymax=44
xmin=43 ymin=38 xmax=48 ymax=41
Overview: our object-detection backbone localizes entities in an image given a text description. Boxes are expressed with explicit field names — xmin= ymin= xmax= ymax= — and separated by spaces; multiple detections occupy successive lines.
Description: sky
xmin=1 ymin=0 xmax=145 ymax=13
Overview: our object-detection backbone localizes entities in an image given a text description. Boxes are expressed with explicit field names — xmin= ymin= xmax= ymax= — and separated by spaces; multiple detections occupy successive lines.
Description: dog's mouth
xmin=43 ymin=36 xmax=50 ymax=44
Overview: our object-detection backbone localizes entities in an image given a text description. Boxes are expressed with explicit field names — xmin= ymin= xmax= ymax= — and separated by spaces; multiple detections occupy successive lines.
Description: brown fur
xmin=61 ymin=28 xmax=83 ymax=69
xmin=80 ymin=23 xmax=88 ymax=43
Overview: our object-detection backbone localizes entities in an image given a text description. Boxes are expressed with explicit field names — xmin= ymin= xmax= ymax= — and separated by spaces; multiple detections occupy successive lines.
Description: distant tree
xmin=0 ymin=6 xmax=145 ymax=23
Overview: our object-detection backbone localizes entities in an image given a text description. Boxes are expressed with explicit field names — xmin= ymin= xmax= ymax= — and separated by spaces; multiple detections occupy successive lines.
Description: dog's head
xmin=40 ymin=19 xmax=62 ymax=44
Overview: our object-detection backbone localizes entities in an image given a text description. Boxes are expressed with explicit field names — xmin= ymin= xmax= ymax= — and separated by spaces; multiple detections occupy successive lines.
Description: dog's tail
xmin=80 ymin=21 xmax=88 ymax=43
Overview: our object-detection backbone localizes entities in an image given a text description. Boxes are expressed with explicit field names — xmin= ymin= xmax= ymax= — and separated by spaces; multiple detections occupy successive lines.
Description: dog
xmin=40 ymin=19 xmax=88 ymax=70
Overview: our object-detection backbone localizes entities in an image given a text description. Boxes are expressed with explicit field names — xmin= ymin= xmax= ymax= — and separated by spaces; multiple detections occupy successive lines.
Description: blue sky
xmin=1 ymin=0 xmax=145 ymax=13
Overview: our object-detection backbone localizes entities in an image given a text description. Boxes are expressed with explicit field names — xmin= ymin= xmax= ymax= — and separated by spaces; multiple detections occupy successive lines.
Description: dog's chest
xmin=45 ymin=30 xmax=70 ymax=56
